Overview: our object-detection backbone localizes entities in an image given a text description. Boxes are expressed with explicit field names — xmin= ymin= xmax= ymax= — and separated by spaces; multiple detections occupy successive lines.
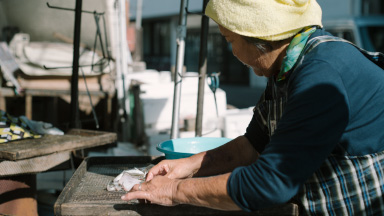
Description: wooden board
xmin=0 ymin=129 xmax=117 ymax=161
xmin=54 ymin=156 xmax=299 ymax=216
xmin=0 ymin=151 xmax=71 ymax=176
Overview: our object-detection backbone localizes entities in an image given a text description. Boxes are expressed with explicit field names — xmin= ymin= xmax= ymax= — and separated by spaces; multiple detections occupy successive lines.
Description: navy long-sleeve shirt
xmin=227 ymin=29 xmax=384 ymax=211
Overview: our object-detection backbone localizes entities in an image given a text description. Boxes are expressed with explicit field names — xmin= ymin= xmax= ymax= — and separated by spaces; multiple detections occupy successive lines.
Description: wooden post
xmin=0 ymin=94 xmax=5 ymax=111
xmin=25 ymin=94 xmax=32 ymax=119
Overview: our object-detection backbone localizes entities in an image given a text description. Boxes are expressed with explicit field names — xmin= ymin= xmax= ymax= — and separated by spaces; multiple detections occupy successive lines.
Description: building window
xmin=185 ymin=29 xmax=249 ymax=85
xmin=362 ymin=0 xmax=384 ymax=15
xmin=142 ymin=20 xmax=171 ymax=71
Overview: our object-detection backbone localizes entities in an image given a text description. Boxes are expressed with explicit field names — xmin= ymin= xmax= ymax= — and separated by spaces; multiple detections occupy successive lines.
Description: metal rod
xmin=43 ymin=61 xmax=106 ymax=70
xmin=195 ymin=0 xmax=209 ymax=137
xmin=134 ymin=0 xmax=144 ymax=61
xmin=70 ymin=0 xmax=83 ymax=129
xmin=135 ymin=0 xmax=143 ymax=29
xmin=46 ymin=2 xmax=104 ymax=15
xmin=116 ymin=0 xmax=131 ymax=141
xmin=170 ymin=0 xmax=188 ymax=139
xmin=185 ymin=7 xmax=205 ymax=16
xmin=94 ymin=14 xmax=106 ymax=58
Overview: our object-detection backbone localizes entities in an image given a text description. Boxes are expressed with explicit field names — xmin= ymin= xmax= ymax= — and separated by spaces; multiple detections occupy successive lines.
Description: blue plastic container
xmin=156 ymin=137 xmax=232 ymax=159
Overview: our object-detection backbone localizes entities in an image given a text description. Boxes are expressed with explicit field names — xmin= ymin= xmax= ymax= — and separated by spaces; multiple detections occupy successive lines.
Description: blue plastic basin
xmin=156 ymin=137 xmax=232 ymax=159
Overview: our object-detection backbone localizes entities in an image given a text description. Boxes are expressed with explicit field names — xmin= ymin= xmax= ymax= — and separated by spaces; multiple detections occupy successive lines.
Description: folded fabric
xmin=107 ymin=164 xmax=154 ymax=192
xmin=19 ymin=116 xmax=64 ymax=135
xmin=9 ymin=33 xmax=112 ymax=77
xmin=0 ymin=110 xmax=42 ymax=143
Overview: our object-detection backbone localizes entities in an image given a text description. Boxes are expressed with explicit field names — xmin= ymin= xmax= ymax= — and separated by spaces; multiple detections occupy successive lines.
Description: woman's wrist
xmin=172 ymin=178 xmax=183 ymax=205
xmin=172 ymin=178 xmax=199 ymax=206
xmin=188 ymin=152 xmax=207 ymax=177
xmin=171 ymin=173 xmax=240 ymax=210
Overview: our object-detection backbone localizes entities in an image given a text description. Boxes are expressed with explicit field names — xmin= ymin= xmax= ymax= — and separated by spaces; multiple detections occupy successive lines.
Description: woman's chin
xmin=252 ymin=68 xmax=265 ymax=77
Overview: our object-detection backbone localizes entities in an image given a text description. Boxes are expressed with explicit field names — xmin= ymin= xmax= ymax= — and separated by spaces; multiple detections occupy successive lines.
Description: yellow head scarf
xmin=205 ymin=0 xmax=323 ymax=41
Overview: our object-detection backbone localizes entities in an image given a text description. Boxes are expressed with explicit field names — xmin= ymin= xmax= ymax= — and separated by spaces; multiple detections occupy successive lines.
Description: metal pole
xmin=134 ymin=0 xmax=143 ymax=61
xmin=135 ymin=0 xmax=143 ymax=29
xmin=70 ymin=0 xmax=83 ymax=129
xmin=170 ymin=0 xmax=188 ymax=139
xmin=117 ymin=0 xmax=131 ymax=141
xmin=195 ymin=0 xmax=209 ymax=137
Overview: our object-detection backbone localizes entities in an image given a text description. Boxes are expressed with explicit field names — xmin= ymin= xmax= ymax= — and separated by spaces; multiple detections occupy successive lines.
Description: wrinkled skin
xmin=122 ymin=175 xmax=181 ymax=206
xmin=146 ymin=157 xmax=197 ymax=181
xmin=122 ymin=156 xmax=197 ymax=205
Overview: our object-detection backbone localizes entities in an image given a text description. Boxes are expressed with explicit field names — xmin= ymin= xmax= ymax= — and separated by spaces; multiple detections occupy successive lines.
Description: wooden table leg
xmin=25 ymin=94 xmax=32 ymax=119
xmin=0 ymin=88 xmax=6 ymax=111
xmin=0 ymin=174 xmax=38 ymax=216
xmin=0 ymin=95 xmax=5 ymax=111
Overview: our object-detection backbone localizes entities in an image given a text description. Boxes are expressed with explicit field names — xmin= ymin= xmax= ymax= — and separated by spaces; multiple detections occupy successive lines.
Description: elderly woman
xmin=123 ymin=0 xmax=384 ymax=215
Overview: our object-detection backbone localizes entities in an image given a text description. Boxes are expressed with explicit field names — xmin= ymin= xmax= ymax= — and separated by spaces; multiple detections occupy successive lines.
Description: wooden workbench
xmin=55 ymin=156 xmax=300 ymax=216
xmin=0 ymin=129 xmax=117 ymax=216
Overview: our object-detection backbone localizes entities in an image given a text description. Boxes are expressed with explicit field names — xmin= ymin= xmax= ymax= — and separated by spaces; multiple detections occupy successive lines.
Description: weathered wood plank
xmin=0 ymin=129 xmax=117 ymax=161
xmin=55 ymin=155 xmax=88 ymax=216
xmin=0 ymin=151 xmax=71 ymax=176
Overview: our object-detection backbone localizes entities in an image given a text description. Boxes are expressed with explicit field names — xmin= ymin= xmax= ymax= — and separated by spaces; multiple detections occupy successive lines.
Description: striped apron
xmin=253 ymin=35 xmax=384 ymax=215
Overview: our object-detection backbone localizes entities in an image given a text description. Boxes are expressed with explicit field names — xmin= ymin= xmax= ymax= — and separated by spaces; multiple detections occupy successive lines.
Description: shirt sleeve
xmin=227 ymin=60 xmax=350 ymax=211
xmin=244 ymin=110 xmax=270 ymax=153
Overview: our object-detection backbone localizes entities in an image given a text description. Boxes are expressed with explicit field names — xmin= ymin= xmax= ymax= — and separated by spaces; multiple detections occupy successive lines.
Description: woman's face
xmin=219 ymin=25 xmax=289 ymax=77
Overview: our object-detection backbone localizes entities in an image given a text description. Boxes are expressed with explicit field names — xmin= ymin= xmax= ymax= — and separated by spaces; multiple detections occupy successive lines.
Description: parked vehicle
xmin=323 ymin=16 xmax=384 ymax=52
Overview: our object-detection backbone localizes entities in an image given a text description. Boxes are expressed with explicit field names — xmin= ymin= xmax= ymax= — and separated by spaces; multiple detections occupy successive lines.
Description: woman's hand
xmin=121 ymin=175 xmax=181 ymax=206
xmin=122 ymin=173 xmax=240 ymax=211
xmin=146 ymin=157 xmax=198 ymax=181
xmin=147 ymin=136 xmax=259 ymax=181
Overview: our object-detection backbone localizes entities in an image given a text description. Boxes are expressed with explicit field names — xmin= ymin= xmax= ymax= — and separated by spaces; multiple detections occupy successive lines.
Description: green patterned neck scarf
xmin=276 ymin=26 xmax=318 ymax=82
